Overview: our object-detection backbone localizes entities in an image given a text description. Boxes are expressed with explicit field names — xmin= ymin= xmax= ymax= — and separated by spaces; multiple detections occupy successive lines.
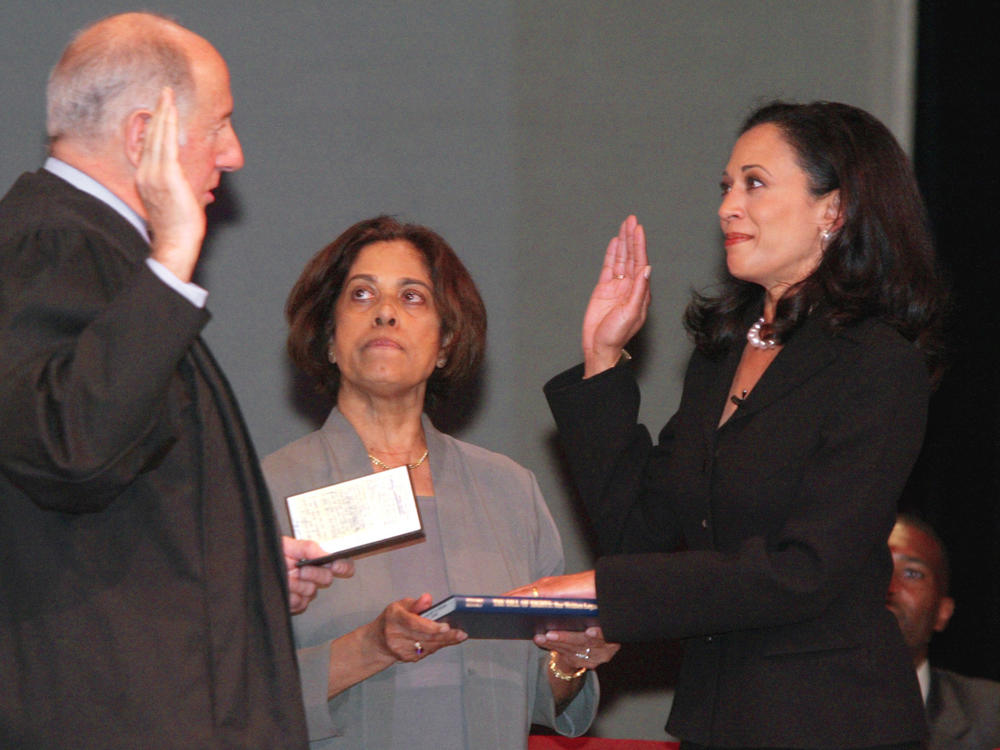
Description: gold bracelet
xmin=548 ymin=650 xmax=586 ymax=681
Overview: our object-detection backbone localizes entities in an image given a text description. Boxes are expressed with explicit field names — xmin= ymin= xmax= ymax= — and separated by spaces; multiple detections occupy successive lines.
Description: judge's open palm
xmin=136 ymin=87 xmax=206 ymax=282
xmin=582 ymin=215 xmax=651 ymax=377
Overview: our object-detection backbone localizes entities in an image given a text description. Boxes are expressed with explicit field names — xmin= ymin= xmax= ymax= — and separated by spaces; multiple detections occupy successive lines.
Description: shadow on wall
xmin=594 ymin=640 xmax=681 ymax=731
xmin=192 ymin=180 xmax=243 ymax=289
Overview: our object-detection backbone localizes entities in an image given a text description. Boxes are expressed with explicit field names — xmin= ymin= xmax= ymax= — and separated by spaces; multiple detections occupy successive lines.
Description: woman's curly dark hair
xmin=286 ymin=215 xmax=487 ymax=403
xmin=684 ymin=101 xmax=947 ymax=381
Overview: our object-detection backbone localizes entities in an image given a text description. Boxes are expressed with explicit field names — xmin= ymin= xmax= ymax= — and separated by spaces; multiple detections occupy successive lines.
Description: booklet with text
xmin=286 ymin=465 xmax=423 ymax=565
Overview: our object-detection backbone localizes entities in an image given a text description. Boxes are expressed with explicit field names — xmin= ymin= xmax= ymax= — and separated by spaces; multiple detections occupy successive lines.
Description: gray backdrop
xmin=0 ymin=1 xmax=916 ymax=740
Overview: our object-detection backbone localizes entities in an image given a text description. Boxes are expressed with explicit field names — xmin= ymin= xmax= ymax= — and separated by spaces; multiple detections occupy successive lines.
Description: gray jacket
xmin=263 ymin=408 xmax=598 ymax=749
xmin=928 ymin=667 xmax=1000 ymax=750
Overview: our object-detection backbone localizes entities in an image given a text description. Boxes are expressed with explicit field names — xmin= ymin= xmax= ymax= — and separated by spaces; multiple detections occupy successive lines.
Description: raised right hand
xmin=136 ymin=87 xmax=206 ymax=282
xmin=581 ymin=215 xmax=651 ymax=377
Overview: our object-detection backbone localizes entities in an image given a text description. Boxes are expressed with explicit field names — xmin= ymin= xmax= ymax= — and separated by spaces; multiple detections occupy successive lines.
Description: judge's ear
xmin=124 ymin=109 xmax=152 ymax=169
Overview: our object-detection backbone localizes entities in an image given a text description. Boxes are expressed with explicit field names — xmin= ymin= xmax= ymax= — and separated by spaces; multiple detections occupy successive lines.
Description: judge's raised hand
xmin=283 ymin=537 xmax=354 ymax=615
xmin=135 ymin=87 xmax=206 ymax=282
xmin=582 ymin=215 xmax=651 ymax=377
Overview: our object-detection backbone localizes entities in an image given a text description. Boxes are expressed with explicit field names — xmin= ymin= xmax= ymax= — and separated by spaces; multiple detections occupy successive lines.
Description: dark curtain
xmin=902 ymin=0 xmax=1000 ymax=681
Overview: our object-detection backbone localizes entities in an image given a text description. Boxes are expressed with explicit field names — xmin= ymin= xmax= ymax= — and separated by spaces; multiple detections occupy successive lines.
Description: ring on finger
xmin=613 ymin=274 xmax=626 ymax=280
xmin=414 ymin=641 xmax=424 ymax=657
xmin=574 ymin=647 xmax=591 ymax=660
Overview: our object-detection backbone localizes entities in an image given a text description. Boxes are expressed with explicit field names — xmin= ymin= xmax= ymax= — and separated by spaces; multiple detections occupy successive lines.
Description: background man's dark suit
xmin=545 ymin=316 xmax=929 ymax=747
xmin=0 ymin=170 xmax=307 ymax=747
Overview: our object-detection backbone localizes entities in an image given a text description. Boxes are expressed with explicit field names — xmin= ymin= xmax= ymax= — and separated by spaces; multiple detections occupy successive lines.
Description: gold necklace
xmin=368 ymin=449 xmax=429 ymax=471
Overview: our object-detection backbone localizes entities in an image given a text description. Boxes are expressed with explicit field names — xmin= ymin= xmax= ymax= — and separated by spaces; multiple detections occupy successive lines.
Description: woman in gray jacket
xmin=263 ymin=216 xmax=618 ymax=749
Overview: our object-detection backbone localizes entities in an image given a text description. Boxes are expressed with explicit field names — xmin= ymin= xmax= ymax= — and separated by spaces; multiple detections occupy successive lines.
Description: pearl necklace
xmin=368 ymin=449 xmax=429 ymax=471
xmin=746 ymin=317 xmax=777 ymax=350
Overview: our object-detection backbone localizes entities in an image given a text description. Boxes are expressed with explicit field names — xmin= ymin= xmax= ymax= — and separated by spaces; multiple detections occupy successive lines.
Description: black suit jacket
xmin=545 ymin=316 xmax=929 ymax=747
xmin=0 ymin=170 xmax=307 ymax=748
xmin=927 ymin=667 xmax=1000 ymax=750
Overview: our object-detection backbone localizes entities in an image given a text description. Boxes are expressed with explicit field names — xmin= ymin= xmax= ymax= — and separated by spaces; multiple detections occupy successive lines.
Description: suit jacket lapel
xmin=720 ymin=316 xmax=840 ymax=427
xmin=926 ymin=669 xmax=971 ymax=739
xmin=701 ymin=342 xmax=743 ymax=441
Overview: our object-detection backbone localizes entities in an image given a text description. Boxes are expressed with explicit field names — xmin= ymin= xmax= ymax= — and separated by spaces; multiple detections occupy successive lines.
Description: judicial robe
xmin=0 ymin=170 xmax=308 ymax=749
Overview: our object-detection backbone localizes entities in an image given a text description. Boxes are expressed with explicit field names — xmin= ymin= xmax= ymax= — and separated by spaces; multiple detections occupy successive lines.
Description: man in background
xmin=887 ymin=514 xmax=1000 ymax=750
xmin=0 ymin=13 xmax=345 ymax=748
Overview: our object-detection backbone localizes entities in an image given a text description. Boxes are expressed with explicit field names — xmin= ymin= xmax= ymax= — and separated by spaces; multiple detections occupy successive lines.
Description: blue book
xmin=419 ymin=594 xmax=600 ymax=640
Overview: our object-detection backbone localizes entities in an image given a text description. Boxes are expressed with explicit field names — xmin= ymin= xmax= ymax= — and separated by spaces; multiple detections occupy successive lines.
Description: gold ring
xmin=531 ymin=586 xmax=539 ymax=598
xmin=613 ymin=274 xmax=626 ymax=280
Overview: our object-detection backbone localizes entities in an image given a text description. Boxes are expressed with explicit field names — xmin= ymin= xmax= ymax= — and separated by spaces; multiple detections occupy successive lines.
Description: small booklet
xmin=286 ymin=465 xmax=423 ymax=566
xmin=419 ymin=594 xmax=600 ymax=639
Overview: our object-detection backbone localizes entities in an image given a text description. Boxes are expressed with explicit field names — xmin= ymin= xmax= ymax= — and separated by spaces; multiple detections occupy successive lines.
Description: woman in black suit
xmin=513 ymin=102 xmax=946 ymax=748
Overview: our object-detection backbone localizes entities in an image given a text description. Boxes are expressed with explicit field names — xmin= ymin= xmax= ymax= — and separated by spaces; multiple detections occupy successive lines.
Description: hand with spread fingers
xmin=581 ymin=214 xmax=652 ymax=377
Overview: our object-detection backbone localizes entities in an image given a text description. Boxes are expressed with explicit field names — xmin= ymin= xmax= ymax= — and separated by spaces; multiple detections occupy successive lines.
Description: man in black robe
xmin=0 ymin=12 xmax=347 ymax=748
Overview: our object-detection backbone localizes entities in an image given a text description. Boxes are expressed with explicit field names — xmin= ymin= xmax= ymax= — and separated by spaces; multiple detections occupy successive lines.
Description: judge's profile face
xmin=176 ymin=41 xmax=244 ymax=206
xmin=886 ymin=521 xmax=953 ymax=660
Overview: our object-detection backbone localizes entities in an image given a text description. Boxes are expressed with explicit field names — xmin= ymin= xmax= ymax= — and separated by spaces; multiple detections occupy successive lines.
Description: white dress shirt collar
xmin=916 ymin=658 xmax=931 ymax=704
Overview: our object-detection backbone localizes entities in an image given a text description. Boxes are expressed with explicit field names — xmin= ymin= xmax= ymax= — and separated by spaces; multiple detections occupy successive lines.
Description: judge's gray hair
xmin=46 ymin=13 xmax=194 ymax=146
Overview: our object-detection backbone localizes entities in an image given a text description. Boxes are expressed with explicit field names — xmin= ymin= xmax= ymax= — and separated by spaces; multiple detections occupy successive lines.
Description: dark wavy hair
xmin=684 ymin=101 xmax=946 ymax=380
xmin=286 ymin=215 xmax=487 ymax=402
